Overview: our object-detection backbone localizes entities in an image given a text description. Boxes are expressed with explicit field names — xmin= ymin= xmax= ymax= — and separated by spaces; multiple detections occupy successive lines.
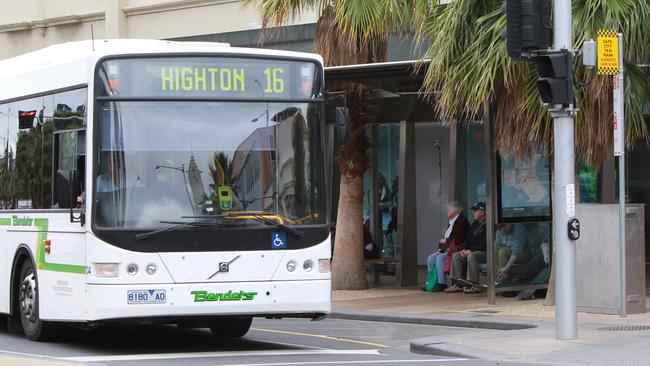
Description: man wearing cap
xmin=445 ymin=202 xmax=487 ymax=293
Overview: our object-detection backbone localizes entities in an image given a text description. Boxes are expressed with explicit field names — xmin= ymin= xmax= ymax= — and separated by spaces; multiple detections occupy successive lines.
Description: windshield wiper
xmin=184 ymin=214 xmax=304 ymax=238
xmin=134 ymin=219 xmax=241 ymax=241
xmin=248 ymin=214 xmax=304 ymax=238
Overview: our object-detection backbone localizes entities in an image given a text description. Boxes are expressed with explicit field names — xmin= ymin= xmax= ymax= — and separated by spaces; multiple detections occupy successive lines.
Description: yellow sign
xmin=597 ymin=29 xmax=619 ymax=75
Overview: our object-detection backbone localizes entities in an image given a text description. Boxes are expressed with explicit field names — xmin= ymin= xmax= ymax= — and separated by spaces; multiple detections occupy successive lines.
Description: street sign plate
xmin=597 ymin=29 xmax=619 ymax=75
xmin=565 ymin=184 xmax=575 ymax=217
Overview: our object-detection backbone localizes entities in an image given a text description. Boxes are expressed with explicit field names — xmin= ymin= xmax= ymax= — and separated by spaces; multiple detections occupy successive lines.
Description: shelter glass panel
xmin=363 ymin=124 xmax=399 ymax=259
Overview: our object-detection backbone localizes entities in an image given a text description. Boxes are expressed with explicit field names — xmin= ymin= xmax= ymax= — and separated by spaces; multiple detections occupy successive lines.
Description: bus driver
xmin=97 ymin=152 xmax=124 ymax=192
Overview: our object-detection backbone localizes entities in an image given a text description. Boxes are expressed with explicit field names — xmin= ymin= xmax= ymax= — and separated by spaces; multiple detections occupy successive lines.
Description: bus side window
xmin=53 ymin=129 xmax=85 ymax=208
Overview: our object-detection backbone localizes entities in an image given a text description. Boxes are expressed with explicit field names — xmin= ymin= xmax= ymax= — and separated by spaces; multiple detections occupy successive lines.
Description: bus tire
xmin=207 ymin=316 xmax=252 ymax=338
xmin=17 ymin=260 xmax=56 ymax=341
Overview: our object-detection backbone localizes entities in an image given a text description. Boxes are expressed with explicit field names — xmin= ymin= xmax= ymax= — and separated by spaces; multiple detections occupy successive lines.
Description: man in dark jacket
xmin=445 ymin=202 xmax=487 ymax=293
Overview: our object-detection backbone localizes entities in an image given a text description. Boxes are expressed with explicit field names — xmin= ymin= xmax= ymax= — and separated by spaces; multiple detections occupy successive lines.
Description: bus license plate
xmin=127 ymin=290 xmax=166 ymax=304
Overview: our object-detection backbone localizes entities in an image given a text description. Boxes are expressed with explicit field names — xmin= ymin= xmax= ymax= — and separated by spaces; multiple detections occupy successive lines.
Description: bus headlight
xmin=126 ymin=263 xmax=138 ymax=276
xmin=319 ymin=259 xmax=331 ymax=273
xmin=286 ymin=260 xmax=297 ymax=272
xmin=146 ymin=263 xmax=157 ymax=275
xmin=94 ymin=263 xmax=119 ymax=277
xmin=303 ymin=260 xmax=314 ymax=272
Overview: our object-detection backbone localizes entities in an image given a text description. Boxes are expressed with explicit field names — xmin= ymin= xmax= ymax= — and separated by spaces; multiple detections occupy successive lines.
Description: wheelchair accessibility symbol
xmin=272 ymin=232 xmax=287 ymax=249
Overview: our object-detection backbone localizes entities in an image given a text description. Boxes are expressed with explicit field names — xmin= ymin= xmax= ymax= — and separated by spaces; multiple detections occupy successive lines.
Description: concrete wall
xmin=0 ymin=0 xmax=318 ymax=59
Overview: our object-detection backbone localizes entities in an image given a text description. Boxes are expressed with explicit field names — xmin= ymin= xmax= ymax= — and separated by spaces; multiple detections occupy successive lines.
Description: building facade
xmin=0 ymin=0 xmax=317 ymax=59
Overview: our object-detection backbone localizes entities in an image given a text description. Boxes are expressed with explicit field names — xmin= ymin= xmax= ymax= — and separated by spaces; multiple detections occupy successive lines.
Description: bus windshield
xmin=93 ymin=57 xmax=324 ymax=229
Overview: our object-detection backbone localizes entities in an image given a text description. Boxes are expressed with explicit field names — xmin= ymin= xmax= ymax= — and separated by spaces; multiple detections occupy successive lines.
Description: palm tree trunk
xmin=331 ymin=173 xmax=368 ymax=290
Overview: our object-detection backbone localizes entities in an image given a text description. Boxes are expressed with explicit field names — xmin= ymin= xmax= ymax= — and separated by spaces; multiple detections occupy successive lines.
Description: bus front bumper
xmin=85 ymin=279 xmax=331 ymax=321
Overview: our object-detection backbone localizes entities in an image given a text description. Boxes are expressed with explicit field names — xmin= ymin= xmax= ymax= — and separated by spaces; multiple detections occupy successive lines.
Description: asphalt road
xmin=0 ymin=318 xmax=537 ymax=366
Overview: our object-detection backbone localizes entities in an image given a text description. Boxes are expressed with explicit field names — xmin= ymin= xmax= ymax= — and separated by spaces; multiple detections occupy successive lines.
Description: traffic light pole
xmin=552 ymin=0 xmax=577 ymax=340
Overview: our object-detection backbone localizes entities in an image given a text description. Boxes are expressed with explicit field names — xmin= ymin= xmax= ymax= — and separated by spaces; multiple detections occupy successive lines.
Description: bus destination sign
xmin=98 ymin=57 xmax=319 ymax=100
xmin=160 ymin=66 xmax=283 ymax=94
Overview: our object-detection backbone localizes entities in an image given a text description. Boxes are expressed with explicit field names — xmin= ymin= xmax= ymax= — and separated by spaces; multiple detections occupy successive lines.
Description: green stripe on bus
xmin=0 ymin=216 xmax=86 ymax=274
xmin=33 ymin=218 xmax=86 ymax=275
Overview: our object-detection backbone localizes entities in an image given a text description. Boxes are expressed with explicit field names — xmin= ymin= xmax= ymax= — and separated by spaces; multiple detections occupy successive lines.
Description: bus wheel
xmin=17 ymin=261 xmax=55 ymax=341
xmin=207 ymin=316 xmax=252 ymax=338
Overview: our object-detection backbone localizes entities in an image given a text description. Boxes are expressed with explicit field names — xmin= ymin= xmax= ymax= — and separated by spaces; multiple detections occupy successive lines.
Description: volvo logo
xmin=207 ymin=255 xmax=241 ymax=280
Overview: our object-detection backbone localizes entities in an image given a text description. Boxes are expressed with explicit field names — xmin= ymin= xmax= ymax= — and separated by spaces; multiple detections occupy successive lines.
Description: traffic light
xmin=535 ymin=50 xmax=574 ymax=106
xmin=502 ymin=0 xmax=552 ymax=60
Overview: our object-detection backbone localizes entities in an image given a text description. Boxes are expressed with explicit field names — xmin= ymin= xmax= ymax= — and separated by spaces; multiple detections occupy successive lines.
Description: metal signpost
xmin=597 ymin=29 xmax=625 ymax=317
xmin=552 ymin=0 xmax=577 ymax=340
xmin=613 ymin=34 xmax=626 ymax=318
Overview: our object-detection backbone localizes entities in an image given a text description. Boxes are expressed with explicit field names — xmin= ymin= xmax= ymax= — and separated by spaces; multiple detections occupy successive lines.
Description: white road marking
xmin=251 ymin=328 xmax=390 ymax=348
xmin=0 ymin=350 xmax=64 ymax=361
xmin=253 ymin=340 xmax=326 ymax=350
xmin=211 ymin=359 xmax=470 ymax=366
xmin=62 ymin=349 xmax=382 ymax=362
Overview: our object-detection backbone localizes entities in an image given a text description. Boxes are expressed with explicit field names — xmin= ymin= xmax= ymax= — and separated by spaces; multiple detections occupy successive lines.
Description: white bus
xmin=0 ymin=39 xmax=331 ymax=341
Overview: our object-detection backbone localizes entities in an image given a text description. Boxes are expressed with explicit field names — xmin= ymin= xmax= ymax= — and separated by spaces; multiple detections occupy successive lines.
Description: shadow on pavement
xmin=14 ymin=323 xmax=301 ymax=355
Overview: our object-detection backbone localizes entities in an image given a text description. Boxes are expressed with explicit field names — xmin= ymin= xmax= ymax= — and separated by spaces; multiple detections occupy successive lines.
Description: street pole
xmin=552 ymin=0 xmax=577 ymax=340
xmin=613 ymin=33 xmax=626 ymax=318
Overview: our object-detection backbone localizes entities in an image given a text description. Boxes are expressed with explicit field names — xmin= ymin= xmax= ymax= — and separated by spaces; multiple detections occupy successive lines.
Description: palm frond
xmin=241 ymin=0 xmax=324 ymax=29
xmin=418 ymin=0 xmax=650 ymax=167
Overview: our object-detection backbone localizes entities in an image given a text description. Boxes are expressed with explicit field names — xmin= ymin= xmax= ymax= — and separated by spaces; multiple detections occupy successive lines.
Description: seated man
xmin=516 ymin=223 xmax=551 ymax=300
xmin=446 ymin=202 xmax=487 ymax=293
xmin=426 ymin=201 xmax=469 ymax=292
xmin=495 ymin=223 xmax=532 ymax=284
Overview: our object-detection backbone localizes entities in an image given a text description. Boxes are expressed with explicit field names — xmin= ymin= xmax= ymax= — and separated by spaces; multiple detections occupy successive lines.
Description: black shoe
xmin=431 ymin=284 xmax=447 ymax=292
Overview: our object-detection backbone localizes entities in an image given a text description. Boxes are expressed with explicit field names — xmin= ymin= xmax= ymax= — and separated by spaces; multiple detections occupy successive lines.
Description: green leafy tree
xmin=416 ymin=0 xmax=650 ymax=166
xmin=0 ymin=147 xmax=18 ymax=209
xmin=15 ymin=120 xmax=53 ymax=208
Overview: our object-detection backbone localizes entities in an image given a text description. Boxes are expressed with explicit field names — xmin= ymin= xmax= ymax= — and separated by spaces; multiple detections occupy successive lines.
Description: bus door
xmin=35 ymin=128 xmax=87 ymax=321
xmin=53 ymin=128 xmax=86 ymax=211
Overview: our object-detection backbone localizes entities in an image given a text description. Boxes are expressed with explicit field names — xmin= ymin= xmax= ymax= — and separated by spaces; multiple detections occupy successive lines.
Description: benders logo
xmin=191 ymin=290 xmax=257 ymax=302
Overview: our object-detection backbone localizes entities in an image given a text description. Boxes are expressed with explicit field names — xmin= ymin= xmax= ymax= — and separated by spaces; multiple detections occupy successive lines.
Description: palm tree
xmin=242 ymin=0 xmax=416 ymax=289
xmin=416 ymin=0 xmax=650 ymax=167
xmin=415 ymin=0 xmax=650 ymax=303
xmin=209 ymin=152 xmax=234 ymax=187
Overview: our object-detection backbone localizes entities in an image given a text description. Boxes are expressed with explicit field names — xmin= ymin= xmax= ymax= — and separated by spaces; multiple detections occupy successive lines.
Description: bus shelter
xmin=325 ymin=61 xmax=554 ymax=304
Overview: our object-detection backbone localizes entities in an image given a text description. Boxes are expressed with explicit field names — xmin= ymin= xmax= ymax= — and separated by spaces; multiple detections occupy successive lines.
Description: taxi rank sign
xmin=597 ymin=29 xmax=619 ymax=76
xmin=597 ymin=29 xmax=623 ymax=156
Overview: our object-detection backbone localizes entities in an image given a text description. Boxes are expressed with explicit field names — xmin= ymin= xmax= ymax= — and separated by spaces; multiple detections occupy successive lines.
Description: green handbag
xmin=424 ymin=266 xmax=438 ymax=292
